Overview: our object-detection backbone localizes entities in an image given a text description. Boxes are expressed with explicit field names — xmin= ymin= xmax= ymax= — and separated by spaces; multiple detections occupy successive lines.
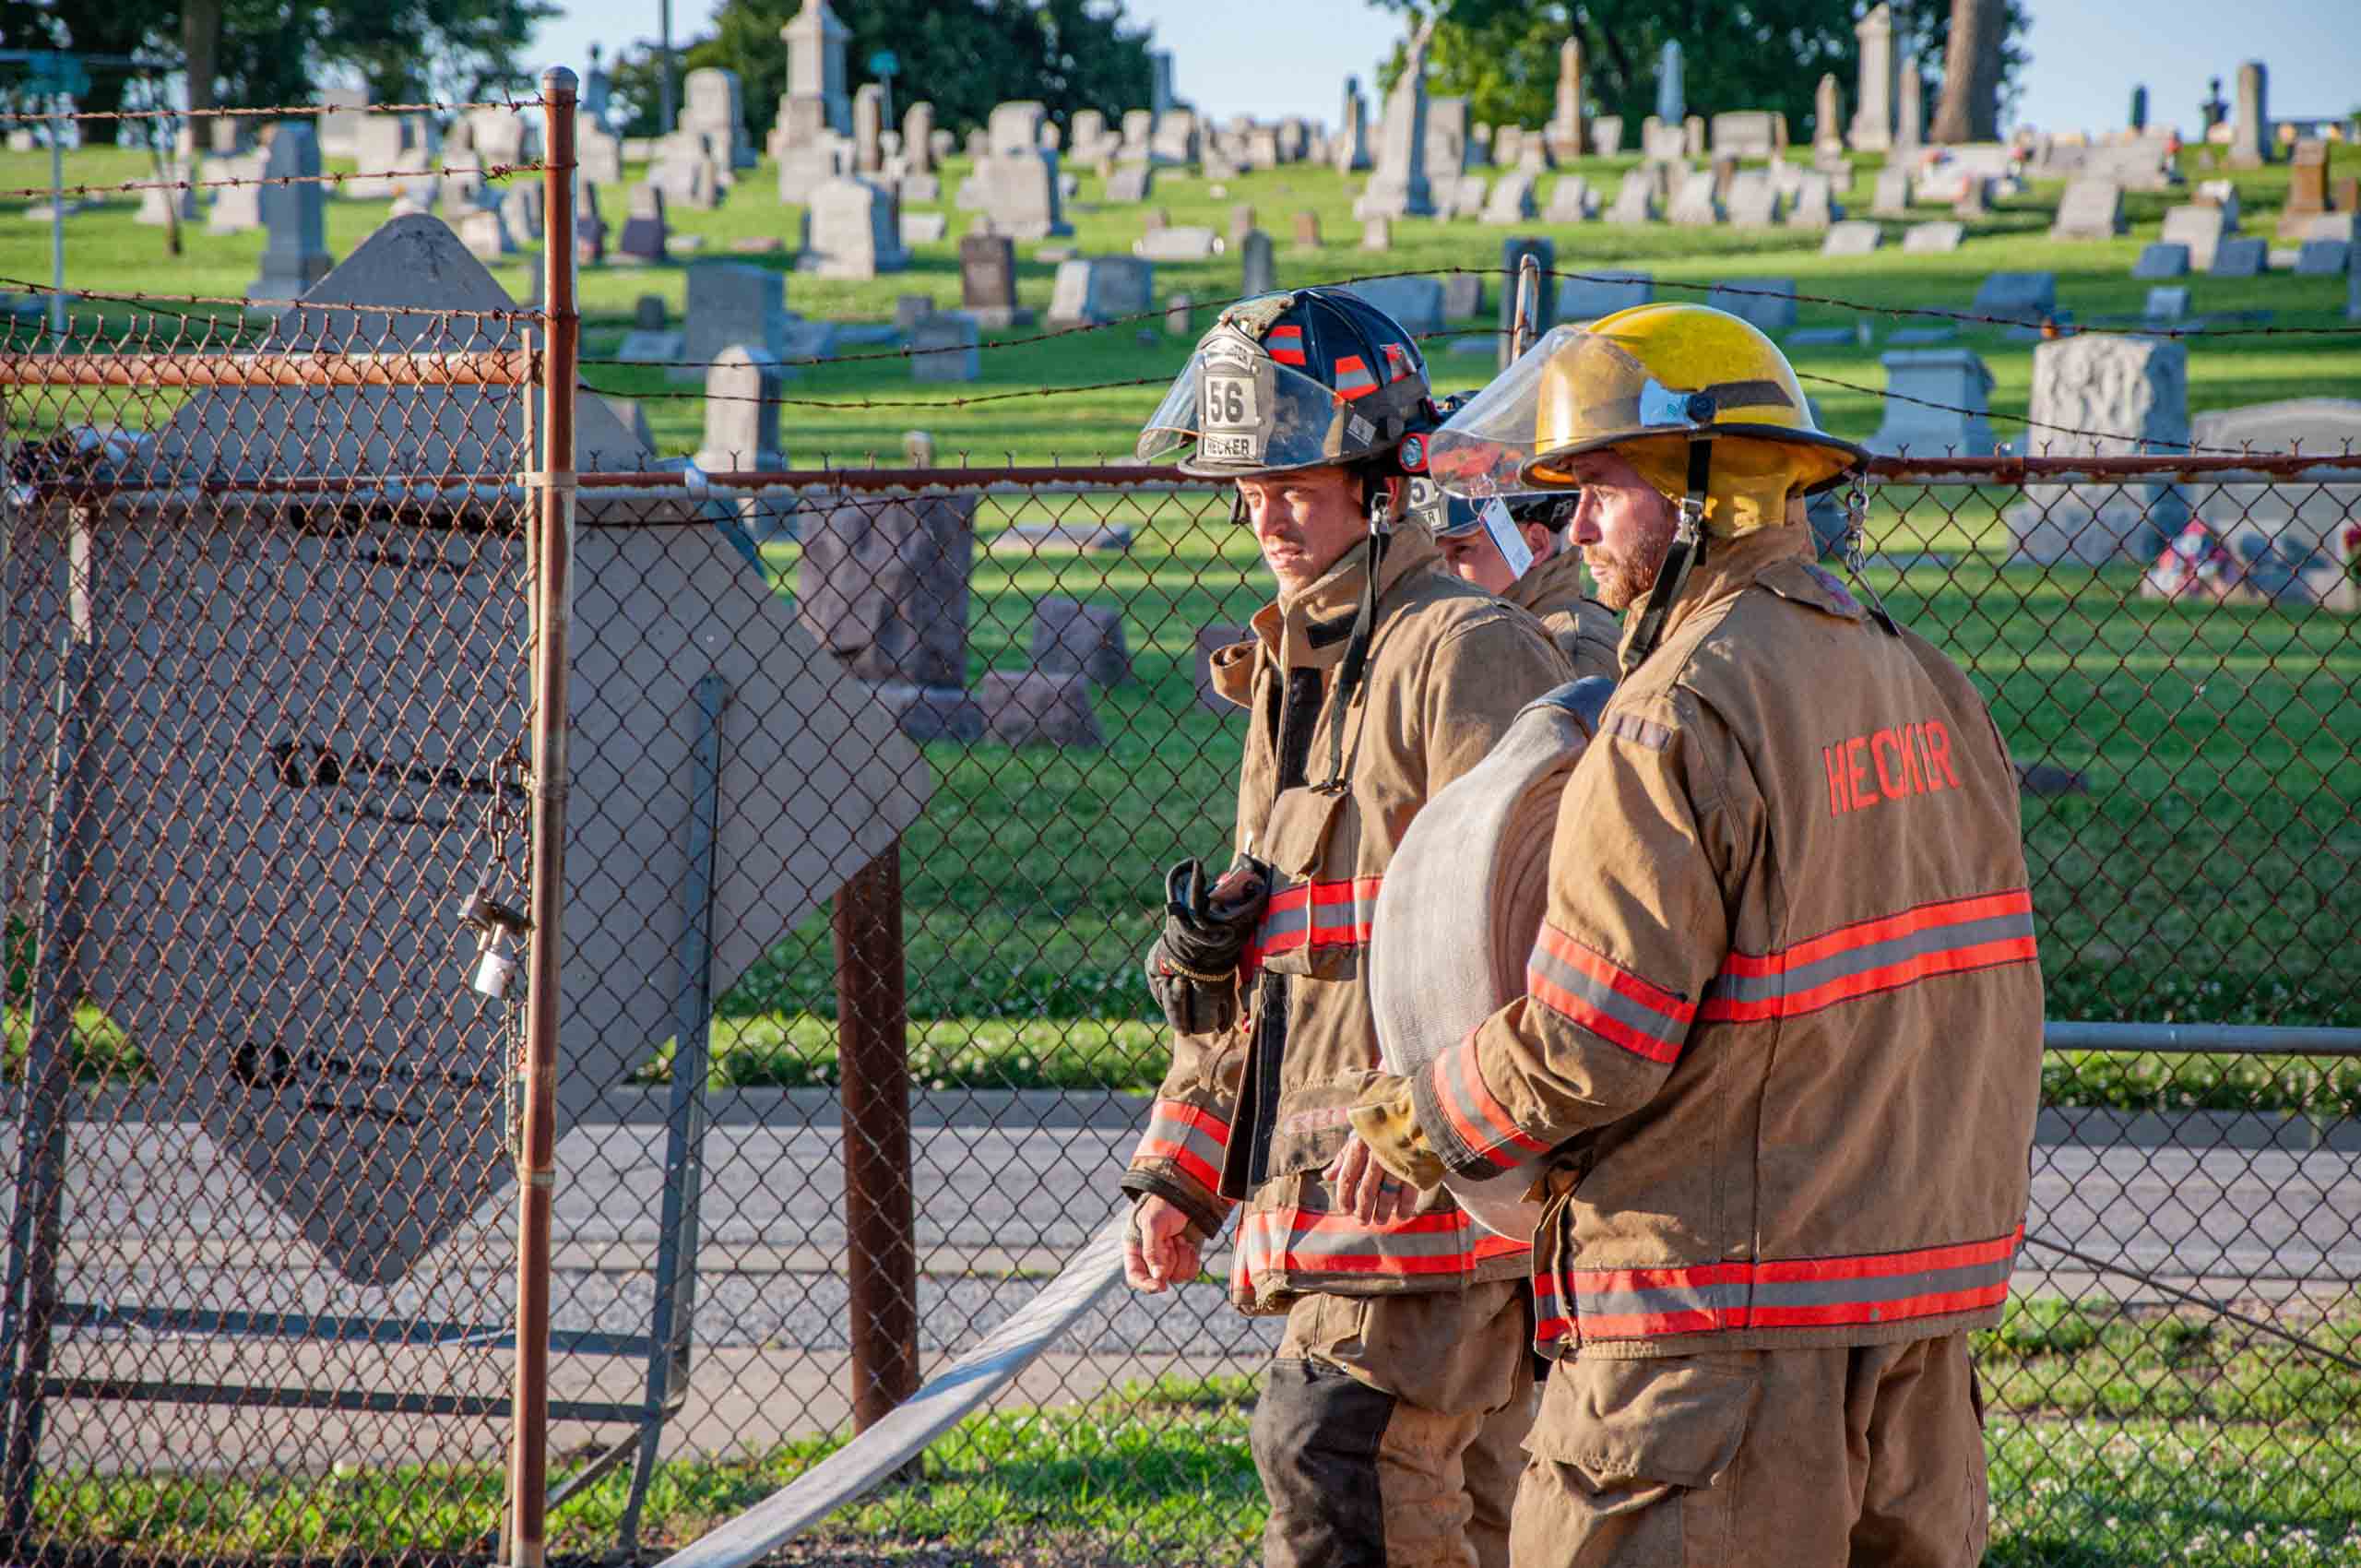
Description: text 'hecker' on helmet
xmin=1136 ymin=287 xmax=1436 ymax=480
xmin=1424 ymin=301 xmax=1867 ymax=537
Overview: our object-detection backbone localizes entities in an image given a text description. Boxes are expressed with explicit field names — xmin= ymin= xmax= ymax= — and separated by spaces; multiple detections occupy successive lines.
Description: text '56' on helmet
xmin=1136 ymin=287 xmax=1434 ymax=480
xmin=1424 ymin=303 xmax=1868 ymax=537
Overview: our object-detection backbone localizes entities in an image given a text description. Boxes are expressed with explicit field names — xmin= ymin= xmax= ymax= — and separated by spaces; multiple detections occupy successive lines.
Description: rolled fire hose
xmin=1370 ymin=678 xmax=1611 ymax=1240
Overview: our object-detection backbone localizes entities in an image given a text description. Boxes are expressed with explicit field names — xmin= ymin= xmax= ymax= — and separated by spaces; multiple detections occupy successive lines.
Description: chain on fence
xmin=4 ymin=88 xmax=2361 ymax=1568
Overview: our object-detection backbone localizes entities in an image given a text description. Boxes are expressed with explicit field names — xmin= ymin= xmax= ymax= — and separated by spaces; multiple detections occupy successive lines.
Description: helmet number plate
xmin=1204 ymin=374 xmax=1259 ymax=431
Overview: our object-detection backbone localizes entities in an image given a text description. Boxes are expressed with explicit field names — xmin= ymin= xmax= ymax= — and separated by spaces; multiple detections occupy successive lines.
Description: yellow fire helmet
xmin=1424 ymin=302 xmax=1867 ymax=538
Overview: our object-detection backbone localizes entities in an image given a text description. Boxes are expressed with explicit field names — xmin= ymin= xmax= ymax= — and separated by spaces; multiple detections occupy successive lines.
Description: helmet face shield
xmin=1427 ymin=325 xmax=1675 ymax=499
xmin=1138 ymin=334 xmax=1384 ymax=477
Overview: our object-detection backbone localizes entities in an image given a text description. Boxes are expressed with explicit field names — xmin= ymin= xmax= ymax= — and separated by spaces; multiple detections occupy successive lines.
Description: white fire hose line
xmin=652 ymin=1210 xmax=1131 ymax=1568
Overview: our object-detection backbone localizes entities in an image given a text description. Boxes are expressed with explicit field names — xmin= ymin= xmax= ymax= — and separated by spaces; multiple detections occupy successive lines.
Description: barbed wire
xmin=0 ymin=160 xmax=546 ymax=202
xmin=1792 ymin=369 xmax=2355 ymax=460
xmin=0 ymin=275 xmax=540 ymax=324
xmin=0 ymin=97 xmax=547 ymax=126
xmin=581 ymin=372 xmax=1169 ymax=411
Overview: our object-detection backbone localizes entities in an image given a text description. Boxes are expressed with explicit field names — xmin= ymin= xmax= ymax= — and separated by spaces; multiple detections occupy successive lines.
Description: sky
xmin=529 ymin=0 xmax=2361 ymax=140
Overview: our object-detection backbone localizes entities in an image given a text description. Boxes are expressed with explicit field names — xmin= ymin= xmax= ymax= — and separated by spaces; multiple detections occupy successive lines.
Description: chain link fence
xmin=2 ymin=78 xmax=2359 ymax=1563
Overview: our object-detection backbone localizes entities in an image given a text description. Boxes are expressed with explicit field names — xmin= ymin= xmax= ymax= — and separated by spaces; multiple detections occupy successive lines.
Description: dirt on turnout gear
xmin=1512 ymin=1334 xmax=1988 ymax=1568
xmin=1500 ymin=547 xmax=1619 ymax=680
xmin=1255 ymin=1280 xmax=1536 ymax=1568
xmin=1138 ymin=288 xmax=1438 ymax=480
xmin=1120 ymin=524 xmax=1572 ymax=1301
xmin=1405 ymin=525 xmax=2042 ymax=1360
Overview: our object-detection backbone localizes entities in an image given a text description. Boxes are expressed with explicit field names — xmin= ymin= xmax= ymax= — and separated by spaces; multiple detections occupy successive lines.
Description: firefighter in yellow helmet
xmin=1331 ymin=303 xmax=2045 ymax=1567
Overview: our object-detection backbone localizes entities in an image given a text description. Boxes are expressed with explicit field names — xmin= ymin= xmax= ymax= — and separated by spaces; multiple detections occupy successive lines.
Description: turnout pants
xmin=1252 ymin=1279 xmax=1536 ymax=1568
xmin=1511 ymin=1333 xmax=1988 ymax=1568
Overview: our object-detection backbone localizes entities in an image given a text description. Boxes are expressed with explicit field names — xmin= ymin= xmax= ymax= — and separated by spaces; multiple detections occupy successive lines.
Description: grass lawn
xmin=46 ymin=1300 xmax=2361 ymax=1565
xmin=2 ymin=140 xmax=2356 ymax=1093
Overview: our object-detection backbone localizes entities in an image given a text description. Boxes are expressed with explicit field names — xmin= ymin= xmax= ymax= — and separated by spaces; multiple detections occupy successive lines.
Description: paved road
xmin=30 ymin=1118 xmax=2361 ymax=1360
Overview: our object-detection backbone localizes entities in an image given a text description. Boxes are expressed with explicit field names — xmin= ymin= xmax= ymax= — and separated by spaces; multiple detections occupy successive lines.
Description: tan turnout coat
xmin=1123 ymin=527 xmax=1572 ymax=1310
xmin=1501 ymin=546 xmax=1620 ymax=681
xmin=1408 ymin=527 xmax=2045 ymax=1359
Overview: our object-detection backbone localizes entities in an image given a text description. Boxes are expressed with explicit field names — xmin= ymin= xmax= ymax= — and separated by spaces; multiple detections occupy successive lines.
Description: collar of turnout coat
xmin=1246 ymin=526 xmax=1446 ymax=674
xmin=1616 ymin=526 xmax=1861 ymax=670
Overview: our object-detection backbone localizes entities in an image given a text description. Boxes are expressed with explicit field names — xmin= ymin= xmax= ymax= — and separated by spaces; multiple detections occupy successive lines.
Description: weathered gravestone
xmin=1442 ymin=272 xmax=1483 ymax=321
xmin=1544 ymin=176 xmax=1594 ymax=222
xmin=2295 ymin=240 xmax=2351 ymax=276
xmin=799 ymin=492 xmax=974 ymax=689
xmin=1712 ymin=111 xmax=1786 ymax=158
xmin=1902 ymin=220 xmax=1964 ymax=254
xmin=1030 ymin=597 xmax=1131 ymax=687
xmin=1481 ymin=172 xmax=1536 ymax=224
xmin=1667 ymin=171 xmax=1723 ymax=226
xmin=456 ymin=205 xmax=515 ymax=262
xmin=683 ymin=261 xmax=797 ymax=366
xmin=1970 ymin=269 xmax=2056 ymax=323
xmin=1869 ymin=167 xmax=1911 ymax=218
xmin=2181 ymin=398 xmax=2361 ymax=608
xmin=2210 ymin=237 xmax=2266 ymax=277
xmin=1726 ymin=170 xmax=1786 ymax=228
xmin=801 ymin=176 xmax=908 ymax=278
xmin=1787 ymin=172 xmax=1841 ymax=230
xmin=1239 ymin=230 xmax=1277 ymax=295
xmin=71 ymin=219 xmax=913 ymax=1284
xmin=1605 ymin=171 xmax=1658 ymax=224
xmin=1048 ymin=256 xmax=1154 ymax=327
xmin=1557 ymin=269 xmax=1653 ymax=322
xmin=2058 ymin=177 xmax=2134 ymax=238
xmin=1357 ymin=33 xmax=1435 ymax=219
xmin=1361 ymin=216 xmax=1393 ymax=251
xmin=2133 ymin=243 xmax=2191 ymax=279
xmin=2005 ymin=333 xmax=2189 ymax=564
xmin=2226 ymin=61 xmax=2271 ymax=169
xmin=1868 ymin=349 xmax=1996 ymax=456
xmin=1823 ymin=220 xmax=1881 ymax=256
xmin=1343 ymin=276 xmax=1445 ymax=334
xmin=682 ymin=66 xmax=756 ymax=170
xmin=1292 ymin=209 xmax=1323 ymax=248
xmin=1107 ymin=164 xmax=1152 ymax=203
xmin=617 ymin=183 xmax=669 ymax=262
xmin=135 ymin=167 xmax=200 ymax=227
xmin=1705 ymin=277 xmax=1797 ymax=332
xmin=1135 ymin=226 xmax=1221 ymax=262
xmin=693 ymin=346 xmax=787 ymax=470
xmin=2160 ymin=203 xmax=2233 ymax=270
xmin=959 ymin=233 xmax=1027 ymax=328
xmin=976 ymin=671 xmax=1103 ymax=750
xmin=247 ymin=123 xmax=336 ymax=302
xmin=982 ymin=149 xmax=1071 ymax=240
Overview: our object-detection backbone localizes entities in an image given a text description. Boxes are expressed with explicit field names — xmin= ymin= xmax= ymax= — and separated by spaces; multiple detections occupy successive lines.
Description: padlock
xmin=457 ymin=882 xmax=531 ymax=1003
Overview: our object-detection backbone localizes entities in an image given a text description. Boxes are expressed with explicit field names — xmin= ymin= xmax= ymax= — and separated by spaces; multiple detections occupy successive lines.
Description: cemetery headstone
xmin=1869 ymin=166 xmax=1911 ymax=217
xmin=1788 ymin=172 xmax=1841 ymax=230
xmin=1902 ymin=220 xmax=1963 ymax=254
xmin=1442 ymin=272 xmax=1483 ymax=321
xmin=2132 ymin=243 xmax=2191 ymax=279
xmin=1030 ymin=598 xmax=1131 ymax=688
xmin=1868 ymin=349 xmax=1995 ymax=456
xmin=852 ymin=83 xmax=884 ymax=173
xmin=1240 ymin=230 xmax=1277 ymax=295
xmin=2007 ymin=335 xmax=2190 ymax=563
xmin=1668 ymin=171 xmax=1723 ymax=226
xmin=1894 ymin=56 xmax=1924 ymax=150
xmin=960 ymin=233 xmax=1022 ymax=328
xmin=1557 ymin=268 xmax=1653 ymax=322
xmin=2210 ymin=237 xmax=2266 ymax=277
xmin=1606 ymin=171 xmax=1659 ymax=224
xmin=2144 ymin=286 xmax=2190 ymax=322
xmin=1969 ymin=269 xmax=2056 ymax=323
xmin=1047 ymin=256 xmax=1154 ymax=327
xmin=908 ymin=313 xmax=981 ymax=382
xmin=1481 ymin=172 xmax=1537 ymax=225
xmin=1726 ymin=170 xmax=1785 ymax=227
xmin=1342 ymin=276 xmax=1445 ymax=335
xmin=1135 ymin=226 xmax=1221 ymax=262
xmin=801 ymin=176 xmax=908 ymax=278
xmin=1358 ymin=30 xmax=1435 ymax=219
xmin=247 ymin=124 xmax=335 ymax=302
xmin=982 ymin=149 xmax=1071 ymax=239
xmin=2050 ymin=178 xmax=2126 ymax=240
xmin=683 ymin=261 xmax=793 ymax=365
xmin=1107 ymin=165 xmax=1153 ymax=203
xmin=1705 ymin=277 xmax=1797 ymax=332
xmin=1850 ymin=3 xmax=1896 ymax=151
xmin=1544 ymin=175 xmax=1594 ymax=222
xmin=618 ymin=183 xmax=669 ymax=263
xmin=1292 ymin=209 xmax=1323 ymax=247
xmin=1361 ymin=216 xmax=1393 ymax=251
xmin=457 ymin=206 xmax=515 ymax=263
xmin=693 ymin=347 xmax=786 ymax=470
xmin=2295 ymin=240 xmax=2351 ymax=276
xmin=1823 ymin=220 xmax=1881 ymax=256
xmin=989 ymin=101 xmax=1047 ymax=158
xmin=1814 ymin=73 xmax=1845 ymax=156
xmin=1591 ymin=117 xmax=1623 ymax=157
xmin=2227 ymin=61 xmax=2271 ymax=168
xmin=904 ymin=101 xmax=936 ymax=173
xmin=800 ymin=492 xmax=974 ymax=690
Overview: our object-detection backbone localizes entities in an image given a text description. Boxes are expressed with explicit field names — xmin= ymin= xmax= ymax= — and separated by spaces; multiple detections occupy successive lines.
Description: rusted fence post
xmin=506 ymin=64 xmax=578 ymax=1568
xmin=833 ymin=841 xmax=920 ymax=1432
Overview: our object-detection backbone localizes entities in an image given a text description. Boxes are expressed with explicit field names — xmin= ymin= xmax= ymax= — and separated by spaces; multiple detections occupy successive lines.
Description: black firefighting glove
xmin=1144 ymin=853 xmax=1272 ymax=1035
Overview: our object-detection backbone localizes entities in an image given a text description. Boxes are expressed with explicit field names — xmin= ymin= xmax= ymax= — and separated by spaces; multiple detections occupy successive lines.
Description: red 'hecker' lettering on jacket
xmin=1408 ymin=529 xmax=2045 ymax=1360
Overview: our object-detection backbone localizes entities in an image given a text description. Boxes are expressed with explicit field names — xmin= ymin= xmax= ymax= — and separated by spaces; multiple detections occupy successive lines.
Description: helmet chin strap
xmin=1317 ymin=480 xmax=1398 ymax=792
xmin=1620 ymin=434 xmax=1714 ymax=677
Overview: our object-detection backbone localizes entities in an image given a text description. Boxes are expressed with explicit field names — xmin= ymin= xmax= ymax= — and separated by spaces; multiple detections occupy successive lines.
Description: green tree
xmin=42 ymin=0 xmax=555 ymax=134
xmin=694 ymin=0 xmax=1154 ymax=141
xmin=1370 ymin=0 xmax=2024 ymax=147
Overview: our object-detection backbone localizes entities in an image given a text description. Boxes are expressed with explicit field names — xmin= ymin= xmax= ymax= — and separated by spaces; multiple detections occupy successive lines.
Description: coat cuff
xmin=1411 ymin=1030 xmax=1556 ymax=1181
